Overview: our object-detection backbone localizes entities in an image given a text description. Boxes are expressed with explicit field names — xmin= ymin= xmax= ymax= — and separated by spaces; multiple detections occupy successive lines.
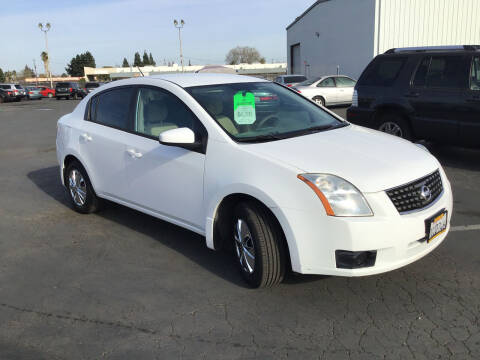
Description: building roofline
xmin=286 ymin=0 xmax=330 ymax=30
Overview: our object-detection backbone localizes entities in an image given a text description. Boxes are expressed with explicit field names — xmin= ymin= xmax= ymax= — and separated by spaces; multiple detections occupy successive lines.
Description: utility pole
xmin=38 ymin=22 xmax=52 ymax=88
xmin=33 ymin=59 xmax=38 ymax=85
xmin=173 ymin=19 xmax=185 ymax=72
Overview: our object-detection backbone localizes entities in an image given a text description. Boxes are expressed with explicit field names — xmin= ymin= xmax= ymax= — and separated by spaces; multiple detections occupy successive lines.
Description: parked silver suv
xmin=0 ymin=84 xmax=26 ymax=101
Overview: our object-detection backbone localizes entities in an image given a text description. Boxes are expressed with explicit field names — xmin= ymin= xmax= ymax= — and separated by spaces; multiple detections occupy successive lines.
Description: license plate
xmin=425 ymin=210 xmax=448 ymax=243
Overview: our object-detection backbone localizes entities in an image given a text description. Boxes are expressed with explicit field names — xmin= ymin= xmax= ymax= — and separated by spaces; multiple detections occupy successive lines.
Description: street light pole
xmin=38 ymin=22 xmax=52 ymax=88
xmin=173 ymin=19 xmax=185 ymax=72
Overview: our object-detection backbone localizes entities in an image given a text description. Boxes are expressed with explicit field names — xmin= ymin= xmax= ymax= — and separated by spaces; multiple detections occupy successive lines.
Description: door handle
xmin=80 ymin=133 xmax=92 ymax=142
xmin=127 ymin=149 xmax=143 ymax=158
xmin=405 ymin=92 xmax=420 ymax=98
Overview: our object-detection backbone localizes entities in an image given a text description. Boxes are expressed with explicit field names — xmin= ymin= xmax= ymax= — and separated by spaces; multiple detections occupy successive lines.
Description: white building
xmin=287 ymin=0 xmax=480 ymax=79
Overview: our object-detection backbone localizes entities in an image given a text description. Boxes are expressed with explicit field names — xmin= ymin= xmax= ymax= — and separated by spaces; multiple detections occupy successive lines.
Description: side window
xmin=95 ymin=87 xmax=134 ymax=129
xmin=425 ymin=56 xmax=467 ymax=89
xmin=413 ymin=57 xmax=430 ymax=87
xmin=317 ymin=78 xmax=335 ymax=87
xmin=87 ymin=96 xmax=99 ymax=121
xmin=361 ymin=57 xmax=406 ymax=86
xmin=470 ymin=57 xmax=480 ymax=91
xmin=135 ymin=87 xmax=204 ymax=138
xmin=335 ymin=77 xmax=356 ymax=87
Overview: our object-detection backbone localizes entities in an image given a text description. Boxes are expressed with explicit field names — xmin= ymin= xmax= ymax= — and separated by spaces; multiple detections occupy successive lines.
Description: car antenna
xmin=137 ymin=66 xmax=144 ymax=77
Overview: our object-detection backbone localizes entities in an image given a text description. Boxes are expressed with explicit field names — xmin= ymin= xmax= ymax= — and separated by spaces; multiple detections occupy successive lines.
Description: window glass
xmin=285 ymin=76 xmax=307 ymax=83
xmin=298 ymin=77 xmax=321 ymax=86
xmin=89 ymin=96 xmax=98 ymax=121
xmin=425 ymin=56 xmax=467 ymax=88
xmin=95 ymin=87 xmax=133 ymax=129
xmin=361 ymin=57 xmax=406 ymax=86
xmin=413 ymin=57 xmax=430 ymax=87
xmin=186 ymin=82 xmax=344 ymax=142
xmin=470 ymin=57 xmax=480 ymax=91
xmin=335 ymin=77 xmax=356 ymax=87
xmin=135 ymin=87 xmax=201 ymax=138
xmin=317 ymin=78 xmax=335 ymax=87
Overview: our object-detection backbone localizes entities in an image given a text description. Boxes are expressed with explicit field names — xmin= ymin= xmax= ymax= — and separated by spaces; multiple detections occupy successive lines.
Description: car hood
xmin=247 ymin=124 xmax=440 ymax=193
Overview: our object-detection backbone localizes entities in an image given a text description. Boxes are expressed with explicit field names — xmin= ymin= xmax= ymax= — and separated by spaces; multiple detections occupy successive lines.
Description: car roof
xmin=132 ymin=73 xmax=268 ymax=88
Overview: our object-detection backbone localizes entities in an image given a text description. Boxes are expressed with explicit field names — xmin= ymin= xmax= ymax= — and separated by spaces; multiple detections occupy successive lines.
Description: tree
xmin=0 ymin=68 xmax=5 ymax=82
xmin=122 ymin=58 xmax=129 ymax=67
xmin=21 ymin=65 xmax=35 ymax=79
xmin=142 ymin=51 xmax=150 ymax=65
xmin=65 ymin=51 xmax=96 ymax=76
xmin=149 ymin=53 xmax=156 ymax=66
xmin=40 ymin=51 xmax=49 ymax=76
xmin=134 ymin=52 xmax=142 ymax=67
xmin=225 ymin=46 xmax=265 ymax=65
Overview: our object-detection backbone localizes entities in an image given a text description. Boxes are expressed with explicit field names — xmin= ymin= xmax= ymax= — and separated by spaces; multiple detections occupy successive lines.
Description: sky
xmin=0 ymin=0 xmax=314 ymax=75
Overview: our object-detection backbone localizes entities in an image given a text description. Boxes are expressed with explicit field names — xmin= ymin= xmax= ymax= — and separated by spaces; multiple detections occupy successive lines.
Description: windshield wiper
xmin=236 ymin=133 xmax=286 ymax=143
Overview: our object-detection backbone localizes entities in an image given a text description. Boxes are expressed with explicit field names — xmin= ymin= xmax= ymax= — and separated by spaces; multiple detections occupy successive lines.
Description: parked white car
xmin=295 ymin=75 xmax=356 ymax=106
xmin=56 ymin=74 xmax=452 ymax=288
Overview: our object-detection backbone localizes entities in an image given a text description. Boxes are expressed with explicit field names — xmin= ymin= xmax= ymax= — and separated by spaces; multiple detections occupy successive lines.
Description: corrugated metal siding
xmin=375 ymin=0 xmax=480 ymax=55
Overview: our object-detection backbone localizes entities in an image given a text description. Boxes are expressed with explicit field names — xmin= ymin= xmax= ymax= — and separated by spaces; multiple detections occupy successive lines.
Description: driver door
xmin=122 ymin=86 xmax=208 ymax=231
xmin=316 ymin=77 xmax=339 ymax=104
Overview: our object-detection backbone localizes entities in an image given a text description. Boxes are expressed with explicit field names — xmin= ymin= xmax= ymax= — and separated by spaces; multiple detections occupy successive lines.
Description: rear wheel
xmin=377 ymin=113 xmax=412 ymax=140
xmin=48 ymin=93 xmax=53 ymax=98
xmin=313 ymin=96 xmax=325 ymax=107
xmin=232 ymin=201 xmax=286 ymax=288
xmin=65 ymin=161 xmax=102 ymax=214
xmin=56 ymin=97 xmax=61 ymax=100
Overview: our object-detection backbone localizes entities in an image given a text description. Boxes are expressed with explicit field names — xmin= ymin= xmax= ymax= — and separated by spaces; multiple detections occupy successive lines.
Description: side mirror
xmin=159 ymin=127 xmax=203 ymax=152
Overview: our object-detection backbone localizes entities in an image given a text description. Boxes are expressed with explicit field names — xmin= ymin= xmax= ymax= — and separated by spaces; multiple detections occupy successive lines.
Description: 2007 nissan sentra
xmin=56 ymin=74 xmax=453 ymax=288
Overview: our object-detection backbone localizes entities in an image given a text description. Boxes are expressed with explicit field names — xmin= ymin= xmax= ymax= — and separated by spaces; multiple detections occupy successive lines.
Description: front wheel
xmin=313 ymin=96 xmax=325 ymax=107
xmin=232 ymin=201 xmax=286 ymax=288
xmin=65 ymin=161 xmax=102 ymax=214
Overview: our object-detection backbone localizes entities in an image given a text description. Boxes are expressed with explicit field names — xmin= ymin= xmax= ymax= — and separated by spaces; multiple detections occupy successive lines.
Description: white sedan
xmin=56 ymin=74 xmax=452 ymax=288
xmin=295 ymin=75 xmax=356 ymax=107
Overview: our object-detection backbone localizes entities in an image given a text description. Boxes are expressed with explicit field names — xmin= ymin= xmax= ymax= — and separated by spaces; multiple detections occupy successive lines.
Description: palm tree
xmin=40 ymin=51 xmax=49 ymax=76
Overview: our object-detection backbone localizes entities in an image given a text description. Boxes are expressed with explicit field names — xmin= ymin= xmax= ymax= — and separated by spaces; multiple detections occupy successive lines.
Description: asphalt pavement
xmin=0 ymin=99 xmax=479 ymax=359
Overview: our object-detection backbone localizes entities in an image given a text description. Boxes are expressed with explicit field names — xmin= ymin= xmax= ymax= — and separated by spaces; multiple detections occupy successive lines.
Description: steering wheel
xmin=255 ymin=114 xmax=280 ymax=129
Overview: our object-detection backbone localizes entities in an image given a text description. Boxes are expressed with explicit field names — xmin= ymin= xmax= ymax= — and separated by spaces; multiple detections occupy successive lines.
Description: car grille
xmin=386 ymin=170 xmax=443 ymax=213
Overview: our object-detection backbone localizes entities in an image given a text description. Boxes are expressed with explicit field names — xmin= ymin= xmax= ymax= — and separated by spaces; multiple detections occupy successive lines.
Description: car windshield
xmin=56 ymin=82 xmax=70 ymax=87
xmin=298 ymin=77 xmax=321 ymax=86
xmin=186 ymin=82 xmax=346 ymax=142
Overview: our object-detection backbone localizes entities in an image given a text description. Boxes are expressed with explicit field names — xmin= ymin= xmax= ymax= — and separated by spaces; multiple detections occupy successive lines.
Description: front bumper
xmin=279 ymin=172 xmax=453 ymax=276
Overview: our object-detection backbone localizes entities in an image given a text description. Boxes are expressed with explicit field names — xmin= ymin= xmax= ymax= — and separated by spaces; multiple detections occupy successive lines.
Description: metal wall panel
xmin=375 ymin=0 xmax=480 ymax=55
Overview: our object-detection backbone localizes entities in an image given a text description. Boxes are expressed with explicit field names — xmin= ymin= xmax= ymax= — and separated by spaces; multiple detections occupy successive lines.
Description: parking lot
xmin=0 ymin=99 xmax=479 ymax=359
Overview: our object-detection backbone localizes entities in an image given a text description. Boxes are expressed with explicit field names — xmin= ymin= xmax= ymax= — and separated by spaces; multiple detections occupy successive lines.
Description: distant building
xmin=287 ymin=0 xmax=480 ymax=79
xmin=84 ymin=63 xmax=287 ymax=82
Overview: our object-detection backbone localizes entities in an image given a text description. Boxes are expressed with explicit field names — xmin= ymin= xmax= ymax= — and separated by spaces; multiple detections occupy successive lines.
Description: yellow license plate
xmin=426 ymin=210 xmax=448 ymax=243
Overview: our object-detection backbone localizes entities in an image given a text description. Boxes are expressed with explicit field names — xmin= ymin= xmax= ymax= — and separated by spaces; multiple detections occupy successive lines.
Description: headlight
xmin=297 ymin=174 xmax=373 ymax=217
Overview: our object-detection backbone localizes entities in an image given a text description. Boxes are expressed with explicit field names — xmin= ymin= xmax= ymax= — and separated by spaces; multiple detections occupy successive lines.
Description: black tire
xmin=56 ymin=96 xmax=61 ymax=100
xmin=0 ymin=97 xmax=4 ymax=104
xmin=376 ymin=113 xmax=413 ymax=140
xmin=313 ymin=96 xmax=325 ymax=107
xmin=232 ymin=201 xmax=286 ymax=288
xmin=65 ymin=160 xmax=102 ymax=214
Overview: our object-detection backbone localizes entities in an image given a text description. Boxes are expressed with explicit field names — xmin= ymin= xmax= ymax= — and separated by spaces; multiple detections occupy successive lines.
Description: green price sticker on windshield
xmin=233 ymin=91 xmax=256 ymax=125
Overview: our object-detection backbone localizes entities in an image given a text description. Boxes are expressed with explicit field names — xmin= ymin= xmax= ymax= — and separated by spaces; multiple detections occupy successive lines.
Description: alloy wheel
xmin=234 ymin=219 xmax=256 ymax=274
xmin=68 ymin=169 xmax=87 ymax=207
xmin=379 ymin=121 xmax=403 ymax=137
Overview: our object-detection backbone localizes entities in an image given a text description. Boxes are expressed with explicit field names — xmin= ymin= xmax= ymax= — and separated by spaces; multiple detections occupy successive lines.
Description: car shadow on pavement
xmin=26 ymin=166 xmax=251 ymax=288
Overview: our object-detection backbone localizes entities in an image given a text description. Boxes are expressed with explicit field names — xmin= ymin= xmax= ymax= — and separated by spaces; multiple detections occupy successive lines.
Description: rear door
xmin=460 ymin=55 xmax=480 ymax=147
xmin=408 ymin=54 xmax=470 ymax=143
xmin=78 ymin=86 xmax=136 ymax=199
xmin=334 ymin=76 xmax=356 ymax=104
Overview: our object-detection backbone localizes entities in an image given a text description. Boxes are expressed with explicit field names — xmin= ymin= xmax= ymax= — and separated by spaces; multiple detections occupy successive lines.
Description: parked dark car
xmin=0 ymin=88 xmax=16 ymax=103
xmin=55 ymin=82 xmax=85 ymax=100
xmin=85 ymin=82 xmax=105 ymax=93
xmin=347 ymin=45 xmax=480 ymax=148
